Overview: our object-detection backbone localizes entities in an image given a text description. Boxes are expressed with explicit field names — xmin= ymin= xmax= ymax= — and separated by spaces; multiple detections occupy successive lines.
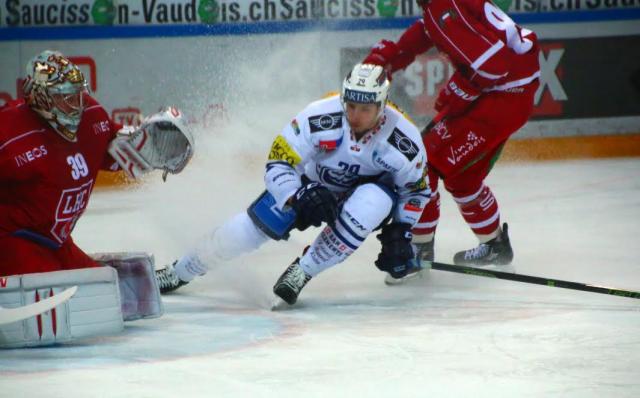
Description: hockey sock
xmin=454 ymin=185 xmax=500 ymax=242
xmin=412 ymin=191 xmax=439 ymax=243
xmin=298 ymin=221 xmax=361 ymax=277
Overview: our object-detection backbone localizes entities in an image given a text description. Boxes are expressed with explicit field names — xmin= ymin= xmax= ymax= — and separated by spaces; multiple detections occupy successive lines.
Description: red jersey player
xmin=0 ymin=50 xmax=193 ymax=278
xmin=364 ymin=0 xmax=540 ymax=274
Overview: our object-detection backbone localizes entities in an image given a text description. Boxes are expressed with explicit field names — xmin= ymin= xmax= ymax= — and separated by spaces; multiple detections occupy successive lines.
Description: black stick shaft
xmin=430 ymin=261 xmax=640 ymax=299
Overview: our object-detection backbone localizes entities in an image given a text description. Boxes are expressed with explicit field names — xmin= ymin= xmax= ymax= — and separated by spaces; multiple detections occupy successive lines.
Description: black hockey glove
xmin=291 ymin=182 xmax=338 ymax=230
xmin=375 ymin=222 xmax=414 ymax=279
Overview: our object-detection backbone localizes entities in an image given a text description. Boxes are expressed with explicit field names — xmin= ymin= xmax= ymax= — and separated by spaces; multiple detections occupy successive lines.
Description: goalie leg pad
xmin=247 ymin=190 xmax=297 ymax=240
xmin=0 ymin=267 xmax=124 ymax=348
xmin=93 ymin=252 xmax=163 ymax=321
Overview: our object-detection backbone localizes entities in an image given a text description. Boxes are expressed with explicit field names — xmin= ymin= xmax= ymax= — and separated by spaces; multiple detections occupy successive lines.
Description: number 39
xmin=67 ymin=153 xmax=89 ymax=180
xmin=484 ymin=2 xmax=533 ymax=54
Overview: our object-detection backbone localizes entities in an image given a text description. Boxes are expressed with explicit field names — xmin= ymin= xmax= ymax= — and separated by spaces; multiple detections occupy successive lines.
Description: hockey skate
xmin=272 ymin=258 xmax=312 ymax=307
xmin=384 ymin=240 xmax=434 ymax=286
xmin=453 ymin=223 xmax=514 ymax=268
xmin=155 ymin=261 xmax=189 ymax=294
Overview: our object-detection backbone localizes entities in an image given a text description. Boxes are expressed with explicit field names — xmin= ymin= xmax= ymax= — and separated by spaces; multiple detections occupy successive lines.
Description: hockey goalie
xmin=0 ymin=50 xmax=194 ymax=348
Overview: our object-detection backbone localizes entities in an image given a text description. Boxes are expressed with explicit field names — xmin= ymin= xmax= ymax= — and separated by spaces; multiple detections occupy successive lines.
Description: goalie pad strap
xmin=0 ymin=267 xmax=124 ymax=348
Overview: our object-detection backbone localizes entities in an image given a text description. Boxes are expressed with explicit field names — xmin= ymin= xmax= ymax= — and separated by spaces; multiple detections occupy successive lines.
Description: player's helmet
xmin=23 ymin=50 xmax=88 ymax=142
xmin=341 ymin=63 xmax=390 ymax=118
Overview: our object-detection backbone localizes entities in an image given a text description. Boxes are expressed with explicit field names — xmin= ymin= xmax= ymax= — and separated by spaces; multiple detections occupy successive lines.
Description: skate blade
xmin=384 ymin=269 xmax=426 ymax=286
xmin=270 ymin=296 xmax=290 ymax=311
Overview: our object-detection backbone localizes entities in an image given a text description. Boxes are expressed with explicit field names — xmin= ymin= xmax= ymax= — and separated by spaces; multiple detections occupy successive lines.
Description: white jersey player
xmin=156 ymin=64 xmax=431 ymax=305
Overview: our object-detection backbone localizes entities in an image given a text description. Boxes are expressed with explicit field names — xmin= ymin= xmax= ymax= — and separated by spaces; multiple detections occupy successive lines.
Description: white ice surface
xmin=1 ymin=150 xmax=639 ymax=397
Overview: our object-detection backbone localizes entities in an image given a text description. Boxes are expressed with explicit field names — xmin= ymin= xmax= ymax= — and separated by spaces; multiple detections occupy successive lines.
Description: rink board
xmin=1 ymin=11 xmax=638 ymax=187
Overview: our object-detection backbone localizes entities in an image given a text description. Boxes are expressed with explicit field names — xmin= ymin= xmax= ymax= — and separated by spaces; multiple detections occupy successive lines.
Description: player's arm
xmin=432 ymin=0 xmax=531 ymax=116
xmin=264 ymin=112 xmax=316 ymax=211
xmin=364 ymin=19 xmax=434 ymax=75
xmin=374 ymin=131 xmax=431 ymax=279
xmin=107 ymin=107 xmax=194 ymax=181
xmin=392 ymin=155 xmax=431 ymax=227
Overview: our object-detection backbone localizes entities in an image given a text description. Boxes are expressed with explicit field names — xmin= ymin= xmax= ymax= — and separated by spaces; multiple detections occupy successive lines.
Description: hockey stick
xmin=421 ymin=109 xmax=447 ymax=136
xmin=428 ymin=262 xmax=640 ymax=299
xmin=0 ymin=285 xmax=78 ymax=325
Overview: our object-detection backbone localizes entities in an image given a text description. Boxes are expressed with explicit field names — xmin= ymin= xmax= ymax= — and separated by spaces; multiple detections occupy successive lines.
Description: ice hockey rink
xmin=1 ymin=117 xmax=639 ymax=398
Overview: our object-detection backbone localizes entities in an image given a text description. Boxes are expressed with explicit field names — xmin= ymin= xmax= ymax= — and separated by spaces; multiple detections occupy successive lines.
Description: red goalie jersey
xmin=0 ymin=97 xmax=120 ymax=276
xmin=366 ymin=0 xmax=540 ymax=92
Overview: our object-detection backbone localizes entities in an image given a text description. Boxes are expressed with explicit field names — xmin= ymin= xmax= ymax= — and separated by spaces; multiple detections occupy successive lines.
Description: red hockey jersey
xmin=368 ymin=0 xmax=540 ymax=91
xmin=0 ymin=96 xmax=120 ymax=248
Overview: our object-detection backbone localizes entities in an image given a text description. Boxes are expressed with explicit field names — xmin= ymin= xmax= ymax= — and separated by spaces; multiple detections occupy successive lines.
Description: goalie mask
xmin=341 ymin=63 xmax=390 ymax=120
xmin=23 ymin=50 xmax=88 ymax=142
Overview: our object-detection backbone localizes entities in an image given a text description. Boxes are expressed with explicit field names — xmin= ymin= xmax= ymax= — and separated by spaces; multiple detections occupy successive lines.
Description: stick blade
xmin=0 ymin=285 xmax=78 ymax=325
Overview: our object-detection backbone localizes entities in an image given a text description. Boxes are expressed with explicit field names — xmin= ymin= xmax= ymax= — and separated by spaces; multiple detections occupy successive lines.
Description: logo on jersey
xmin=268 ymin=135 xmax=301 ymax=166
xmin=291 ymin=119 xmax=301 ymax=135
xmin=309 ymin=112 xmax=343 ymax=132
xmin=14 ymin=145 xmax=48 ymax=167
xmin=93 ymin=120 xmax=111 ymax=135
xmin=372 ymin=150 xmax=399 ymax=172
xmin=316 ymin=162 xmax=361 ymax=189
xmin=319 ymin=137 xmax=342 ymax=152
xmin=51 ymin=180 xmax=94 ymax=244
xmin=433 ymin=121 xmax=451 ymax=140
xmin=387 ymin=128 xmax=419 ymax=161
xmin=446 ymin=130 xmax=486 ymax=166
xmin=404 ymin=198 xmax=423 ymax=212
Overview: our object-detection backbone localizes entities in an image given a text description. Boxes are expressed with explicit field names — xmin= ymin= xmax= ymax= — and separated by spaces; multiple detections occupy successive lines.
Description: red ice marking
xmin=0 ymin=277 xmax=7 ymax=288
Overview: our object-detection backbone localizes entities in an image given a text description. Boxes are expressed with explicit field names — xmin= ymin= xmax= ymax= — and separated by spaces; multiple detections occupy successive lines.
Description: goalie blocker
xmin=108 ymin=106 xmax=194 ymax=181
xmin=0 ymin=252 xmax=163 ymax=348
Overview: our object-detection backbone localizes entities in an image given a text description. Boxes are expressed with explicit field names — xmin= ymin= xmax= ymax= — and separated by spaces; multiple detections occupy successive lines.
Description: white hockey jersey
xmin=264 ymin=94 xmax=430 ymax=226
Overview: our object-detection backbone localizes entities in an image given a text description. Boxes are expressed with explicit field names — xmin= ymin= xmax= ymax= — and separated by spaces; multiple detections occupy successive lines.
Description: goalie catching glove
xmin=108 ymin=106 xmax=194 ymax=180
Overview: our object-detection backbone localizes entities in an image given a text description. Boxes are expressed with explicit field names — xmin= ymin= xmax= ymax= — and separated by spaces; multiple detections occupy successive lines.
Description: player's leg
xmin=273 ymin=183 xmax=396 ymax=305
xmin=424 ymin=86 xmax=536 ymax=266
xmin=157 ymin=190 xmax=291 ymax=293
xmin=410 ymin=168 xmax=440 ymax=263
xmin=443 ymin=149 xmax=514 ymax=266
xmin=56 ymin=236 xmax=102 ymax=270
xmin=0 ymin=235 xmax=65 ymax=277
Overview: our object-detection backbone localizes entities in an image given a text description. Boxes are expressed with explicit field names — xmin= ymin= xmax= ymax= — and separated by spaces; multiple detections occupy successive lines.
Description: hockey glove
xmin=375 ymin=222 xmax=414 ymax=279
xmin=291 ymin=182 xmax=338 ymax=230
xmin=363 ymin=40 xmax=400 ymax=68
xmin=108 ymin=107 xmax=194 ymax=181
xmin=435 ymin=72 xmax=481 ymax=118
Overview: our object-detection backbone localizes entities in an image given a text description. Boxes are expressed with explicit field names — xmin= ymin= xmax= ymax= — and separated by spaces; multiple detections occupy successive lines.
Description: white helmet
xmin=23 ymin=50 xmax=88 ymax=142
xmin=341 ymin=63 xmax=390 ymax=115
